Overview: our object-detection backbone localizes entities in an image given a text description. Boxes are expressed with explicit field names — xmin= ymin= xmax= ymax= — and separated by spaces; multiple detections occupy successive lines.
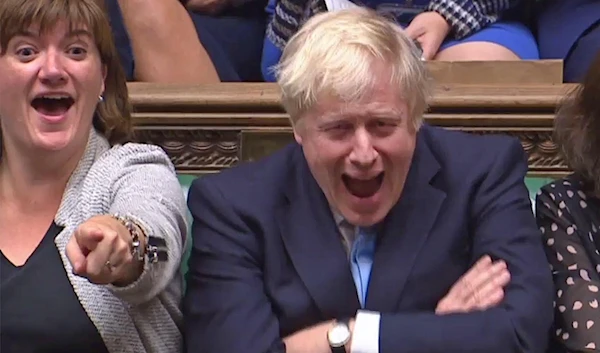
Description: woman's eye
xmin=16 ymin=47 xmax=36 ymax=59
xmin=67 ymin=46 xmax=87 ymax=57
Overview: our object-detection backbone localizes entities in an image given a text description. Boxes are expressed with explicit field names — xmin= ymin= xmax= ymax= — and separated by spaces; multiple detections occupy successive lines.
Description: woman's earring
xmin=98 ymin=95 xmax=104 ymax=102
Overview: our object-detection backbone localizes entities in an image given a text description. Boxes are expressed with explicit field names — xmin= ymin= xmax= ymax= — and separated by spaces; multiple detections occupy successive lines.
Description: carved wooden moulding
xmin=135 ymin=129 xmax=240 ymax=173
xmin=129 ymin=83 xmax=573 ymax=177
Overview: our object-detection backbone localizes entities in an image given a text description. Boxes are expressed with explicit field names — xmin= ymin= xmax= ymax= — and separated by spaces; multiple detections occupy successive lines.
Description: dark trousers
xmin=105 ymin=0 xmax=266 ymax=82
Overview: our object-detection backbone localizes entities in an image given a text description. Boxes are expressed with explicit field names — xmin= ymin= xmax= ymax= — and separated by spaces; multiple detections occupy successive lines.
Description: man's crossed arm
xmin=283 ymin=255 xmax=510 ymax=353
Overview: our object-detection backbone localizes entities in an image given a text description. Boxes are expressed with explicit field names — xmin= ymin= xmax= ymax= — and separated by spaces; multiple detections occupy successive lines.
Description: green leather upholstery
xmin=178 ymin=175 xmax=195 ymax=277
xmin=525 ymin=177 xmax=556 ymax=212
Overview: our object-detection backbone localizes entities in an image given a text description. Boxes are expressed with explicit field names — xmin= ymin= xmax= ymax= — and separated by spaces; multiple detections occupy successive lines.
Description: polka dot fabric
xmin=536 ymin=176 xmax=600 ymax=353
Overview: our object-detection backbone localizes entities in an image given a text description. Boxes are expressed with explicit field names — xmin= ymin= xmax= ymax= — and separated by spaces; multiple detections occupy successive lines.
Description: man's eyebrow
xmin=323 ymin=109 xmax=403 ymax=119
xmin=368 ymin=107 xmax=404 ymax=116
xmin=320 ymin=111 xmax=347 ymax=121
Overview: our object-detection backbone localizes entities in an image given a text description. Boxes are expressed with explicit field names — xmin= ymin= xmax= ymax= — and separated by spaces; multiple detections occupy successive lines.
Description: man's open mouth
xmin=342 ymin=172 xmax=384 ymax=198
xmin=31 ymin=94 xmax=74 ymax=117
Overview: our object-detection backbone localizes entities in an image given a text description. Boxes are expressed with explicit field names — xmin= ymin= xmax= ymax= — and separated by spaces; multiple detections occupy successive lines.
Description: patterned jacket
xmin=267 ymin=0 xmax=522 ymax=51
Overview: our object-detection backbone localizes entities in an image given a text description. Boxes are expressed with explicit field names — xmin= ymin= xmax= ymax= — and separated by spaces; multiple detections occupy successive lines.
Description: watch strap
xmin=330 ymin=318 xmax=351 ymax=353
xmin=331 ymin=345 xmax=346 ymax=353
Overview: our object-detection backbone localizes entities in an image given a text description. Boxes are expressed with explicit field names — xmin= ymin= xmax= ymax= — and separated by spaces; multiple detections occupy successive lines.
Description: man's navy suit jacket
xmin=184 ymin=125 xmax=553 ymax=353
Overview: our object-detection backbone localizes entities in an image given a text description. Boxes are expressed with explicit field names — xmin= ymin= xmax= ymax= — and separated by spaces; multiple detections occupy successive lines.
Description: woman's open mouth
xmin=31 ymin=94 xmax=74 ymax=118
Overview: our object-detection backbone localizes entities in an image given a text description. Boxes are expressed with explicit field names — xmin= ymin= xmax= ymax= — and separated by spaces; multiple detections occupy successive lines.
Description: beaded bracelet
xmin=112 ymin=213 xmax=152 ymax=262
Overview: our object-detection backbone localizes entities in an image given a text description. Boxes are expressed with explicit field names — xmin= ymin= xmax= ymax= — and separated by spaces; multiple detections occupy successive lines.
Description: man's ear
xmin=293 ymin=130 xmax=302 ymax=144
xmin=292 ymin=118 xmax=303 ymax=144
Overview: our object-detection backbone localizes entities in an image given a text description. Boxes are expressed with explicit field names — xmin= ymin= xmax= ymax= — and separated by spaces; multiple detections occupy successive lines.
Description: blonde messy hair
xmin=275 ymin=7 xmax=430 ymax=129
xmin=0 ymin=0 xmax=132 ymax=145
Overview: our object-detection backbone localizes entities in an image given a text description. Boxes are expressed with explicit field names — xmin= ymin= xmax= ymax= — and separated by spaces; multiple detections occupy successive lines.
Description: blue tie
xmin=350 ymin=227 xmax=376 ymax=307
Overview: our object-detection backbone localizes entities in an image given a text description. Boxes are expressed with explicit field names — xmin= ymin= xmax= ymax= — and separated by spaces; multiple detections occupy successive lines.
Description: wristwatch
xmin=327 ymin=319 xmax=351 ymax=353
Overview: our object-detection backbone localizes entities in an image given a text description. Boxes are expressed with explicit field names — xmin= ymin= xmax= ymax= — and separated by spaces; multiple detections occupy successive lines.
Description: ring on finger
xmin=105 ymin=260 xmax=116 ymax=272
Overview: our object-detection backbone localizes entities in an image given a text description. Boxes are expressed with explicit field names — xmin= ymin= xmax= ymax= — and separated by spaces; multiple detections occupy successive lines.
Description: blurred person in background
xmin=535 ymin=0 xmax=600 ymax=82
xmin=261 ymin=0 xmax=538 ymax=81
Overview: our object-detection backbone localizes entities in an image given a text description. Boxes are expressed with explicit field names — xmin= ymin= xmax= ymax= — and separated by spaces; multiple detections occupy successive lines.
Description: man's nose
xmin=348 ymin=127 xmax=377 ymax=168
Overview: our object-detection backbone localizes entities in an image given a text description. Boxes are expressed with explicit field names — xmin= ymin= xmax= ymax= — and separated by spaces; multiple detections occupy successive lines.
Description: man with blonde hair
xmin=184 ymin=8 xmax=553 ymax=353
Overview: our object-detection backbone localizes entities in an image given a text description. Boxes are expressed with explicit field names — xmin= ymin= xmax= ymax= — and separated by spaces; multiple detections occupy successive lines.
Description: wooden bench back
xmin=128 ymin=82 xmax=574 ymax=177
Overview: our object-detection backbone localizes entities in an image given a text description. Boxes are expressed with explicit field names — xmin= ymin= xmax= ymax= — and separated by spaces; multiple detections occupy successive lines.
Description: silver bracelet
xmin=112 ymin=213 xmax=146 ymax=262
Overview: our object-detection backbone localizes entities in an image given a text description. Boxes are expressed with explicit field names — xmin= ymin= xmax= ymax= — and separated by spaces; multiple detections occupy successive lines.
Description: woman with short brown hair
xmin=0 ymin=0 xmax=187 ymax=352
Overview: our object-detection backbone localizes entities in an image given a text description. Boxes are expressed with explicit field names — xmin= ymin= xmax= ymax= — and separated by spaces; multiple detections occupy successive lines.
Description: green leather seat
xmin=525 ymin=177 xmax=556 ymax=213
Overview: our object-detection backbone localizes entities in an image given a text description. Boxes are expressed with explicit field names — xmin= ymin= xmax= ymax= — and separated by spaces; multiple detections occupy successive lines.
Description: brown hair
xmin=0 ymin=0 xmax=133 ymax=145
xmin=554 ymin=51 xmax=600 ymax=194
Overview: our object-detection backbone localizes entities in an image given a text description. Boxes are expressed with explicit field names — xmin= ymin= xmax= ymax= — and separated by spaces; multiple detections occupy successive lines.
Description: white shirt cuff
xmin=350 ymin=310 xmax=380 ymax=353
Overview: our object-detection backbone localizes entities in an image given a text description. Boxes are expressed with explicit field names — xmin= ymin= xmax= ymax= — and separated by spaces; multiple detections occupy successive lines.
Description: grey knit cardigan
xmin=53 ymin=129 xmax=188 ymax=352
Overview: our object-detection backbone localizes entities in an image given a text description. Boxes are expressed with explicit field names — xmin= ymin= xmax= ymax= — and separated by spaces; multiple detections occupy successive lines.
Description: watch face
xmin=328 ymin=324 xmax=351 ymax=346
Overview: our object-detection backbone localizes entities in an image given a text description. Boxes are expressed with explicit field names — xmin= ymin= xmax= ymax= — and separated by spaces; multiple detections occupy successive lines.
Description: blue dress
xmin=261 ymin=0 xmax=539 ymax=82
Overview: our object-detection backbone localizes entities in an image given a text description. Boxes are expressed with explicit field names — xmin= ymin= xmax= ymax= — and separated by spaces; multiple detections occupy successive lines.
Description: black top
xmin=536 ymin=176 xmax=600 ymax=353
xmin=1 ymin=222 xmax=109 ymax=353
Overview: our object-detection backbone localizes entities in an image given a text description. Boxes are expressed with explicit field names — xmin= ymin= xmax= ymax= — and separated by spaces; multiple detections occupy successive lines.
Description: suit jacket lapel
xmin=278 ymin=145 xmax=361 ymax=319
xmin=365 ymin=132 xmax=447 ymax=311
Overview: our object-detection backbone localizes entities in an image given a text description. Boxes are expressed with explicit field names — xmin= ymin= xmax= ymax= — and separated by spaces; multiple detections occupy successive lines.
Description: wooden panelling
xmin=128 ymin=83 xmax=575 ymax=177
